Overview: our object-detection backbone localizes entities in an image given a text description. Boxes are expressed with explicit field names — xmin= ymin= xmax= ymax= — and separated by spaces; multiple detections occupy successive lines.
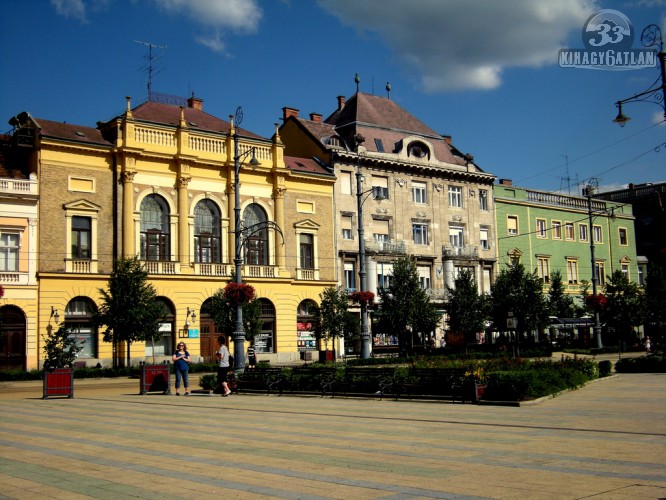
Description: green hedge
xmin=615 ymin=355 xmax=666 ymax=373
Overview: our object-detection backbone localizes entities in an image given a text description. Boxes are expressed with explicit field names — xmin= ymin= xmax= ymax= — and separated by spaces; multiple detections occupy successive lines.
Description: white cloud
xmin=51 ymin=0 xmax=88 ymax=22
xmin=317 ymin=0 xmax=599 ymax=92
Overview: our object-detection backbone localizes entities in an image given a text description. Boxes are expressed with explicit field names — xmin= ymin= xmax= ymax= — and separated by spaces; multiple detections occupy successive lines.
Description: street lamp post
xmin=355 ymin=134 xmax=372 ymax=359
xmin=584 ymin=184 xmax=604 ymax=349
xmin=232 ymin=107 xmax=260 ymax=371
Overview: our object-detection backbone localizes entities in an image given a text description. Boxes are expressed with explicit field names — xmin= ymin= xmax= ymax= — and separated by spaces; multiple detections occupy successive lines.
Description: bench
xmin=341 ymin=367 xmax=399 ymax=397
xmin=291 ymin=366 xmax=338 ymax=396
xmin=404 ymin=368 xmax=466 ymax=401
xmin=236 ymin=367 xmax=286 ymax=395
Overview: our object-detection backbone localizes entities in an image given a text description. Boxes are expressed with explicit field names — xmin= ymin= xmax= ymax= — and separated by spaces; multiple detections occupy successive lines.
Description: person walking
xmin=247 ymin=341 xmax=257 ymax=369
xmin=216 ymin=335 xmax=232 ymax=396
xmin=172 ymin=342 xmax=191 ymax=395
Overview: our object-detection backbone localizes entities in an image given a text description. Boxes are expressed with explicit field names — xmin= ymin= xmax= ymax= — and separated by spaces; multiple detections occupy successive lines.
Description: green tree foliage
xmin=42 ymin=323 xmax=83 ymax=368
xmin=601 ymin=270 xmax=645 ymax=344
xmin=548 ymin=270 xmax=576 ymax=318
xmin=490 ymin=263 xmax=550 ymax=338
xmin=95 ymin=256 xmax=164 ymax=367
xmin=446 ymin=269 xmax=489 ymax=346
xmin=644 ymin=263 xmax=666 ymax=340
xmin=377 ymin=256 xmax=439 ymax=356
xmin=311 ymin=286 xmax=355 ymax=352
xmin=206 ymin=284 xmax=262 ymax=342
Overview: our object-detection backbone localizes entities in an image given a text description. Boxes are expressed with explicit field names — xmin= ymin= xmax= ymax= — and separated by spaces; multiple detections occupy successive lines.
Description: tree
xmin=377 ymin=256 xmax=439 ymax=356
xmin=644 ymin=263 xmax=666 ymax=342
xmin=601 ymin=270 xmax=645 ymax=346
xmin=206 ymin=281 xmax=262 ymax=342
xmin=42 ymin=323 xmax=83 ymax=368
xmin=446 ymin=269 xmax=489 ymax=347
xmin=490 ymin=263 xmax=550 ymax=345
xmin=95 ymin=256 xmax=164 ymax=367
xmin=311 ymin=286 xmax=355 ymax=354
xmin=548 ymin=270 xmax=576 ymax=318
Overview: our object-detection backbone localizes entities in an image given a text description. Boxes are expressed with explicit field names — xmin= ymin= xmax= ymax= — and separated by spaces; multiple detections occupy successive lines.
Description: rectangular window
xmin=0 ymin=233 xmax=20 ymax=272
xmin=341 ymin=215 xmax=353 ymax=240
xmin=552 ymin=221 xmax=562 ymax=239
xmin=537 ymin=257 xmax=550 ymax=283
xmin=638 ymin=265 xmax=645 ymax=286
xmin=417 ymin=266 xmax=431 ymax=290
xmin=377 ymin=262 xmax=393 ymax=290
xmin=619 ymin=228 xmax=628 ymax=245
xmin=579 ymin=223 xmax=588 ymax=242
xmin=507 ymin=216 xmax=518 ymax=236
xmin=621 ymin=262 xmax=629 ymax=279
xmin=299 ymin=233 xmax=314 ymax=269
xmin=450 ymin=225 xmax=464 ymax=248
xmin=448 ymin=186 xmax=462 ymax=207
xmin=344 ymin=262 xmax=356 ymax=291
xmin=413 ymin=223 xmax=428 ymax=245
xmin=67 ymin=325 xmax=96 ymax=358
xmin=536 ymin=219 xmax=546 ymax=238
xmin=480 ymin=228 xmax=490 ymax=250
xmin=373 ymin=219 xmax=390 ymax=243
xmin=595 ymin=261 xmax=606 ymax=286
xmin=479 ymin=189 xmax=488 ymax=210
xmin=593 ymin=225 xmax=603 ymax=243
xmin=565 ymin=222 xmax=574 ymax=240
xmin=566 ymin=259 xmax=579 ymax=284
xmin=412 ymin=181 xmax=427 ymax=204
xmin=374 ymin=138 xmax=385 ymax=152
xmin=340 ymin=171 xmax=352 ymax=195
xmin=372 ymin=176 xmax=389 ymax=200
xmin=71 ymin=216 xmax=91 ymax=259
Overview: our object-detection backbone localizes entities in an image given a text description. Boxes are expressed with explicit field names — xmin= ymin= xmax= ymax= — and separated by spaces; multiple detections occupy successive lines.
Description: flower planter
xmin=474 ymin=383 xmax=486 ymax=403
xmin=43 ymin=367 xmax=74 ymax=399
xmin=139 ymin=361 xmax=171 ymax=395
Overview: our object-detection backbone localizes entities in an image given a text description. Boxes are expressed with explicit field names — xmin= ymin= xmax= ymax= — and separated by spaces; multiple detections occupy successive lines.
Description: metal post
xmin=586 ymin=189 xmax=603 ymax=349
xmin=357 ymin=163 xmax=371 ymax=359
xmin=233 ymin=127 xmax=246 ymax=371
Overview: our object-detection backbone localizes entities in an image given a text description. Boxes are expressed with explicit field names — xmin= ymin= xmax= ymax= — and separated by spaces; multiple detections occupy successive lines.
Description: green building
xmin=494 ymin=180 xmax=639 ymax=298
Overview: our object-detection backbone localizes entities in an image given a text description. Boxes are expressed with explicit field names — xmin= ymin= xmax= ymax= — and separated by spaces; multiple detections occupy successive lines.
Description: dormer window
xmin=408 ymin=141 xmax=429 ymax=159
xmin=328 ymin=136 xmax=341 ymax=147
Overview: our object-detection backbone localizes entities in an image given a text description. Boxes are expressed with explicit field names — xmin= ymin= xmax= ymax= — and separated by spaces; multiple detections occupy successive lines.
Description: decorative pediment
xmin=507 ymin=247 xmax=523 ymax=257
xmin=63 ymin=199 xmax=102 ymax=212
xmin=293 ymin=219 xmax=321 ymax=230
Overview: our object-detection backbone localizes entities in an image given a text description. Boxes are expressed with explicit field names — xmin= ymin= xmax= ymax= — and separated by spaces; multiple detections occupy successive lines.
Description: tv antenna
xmin=559 ymin=154 xmax=578 ymax=195
xmin=134 ymin=40 xmax=167 ymax=99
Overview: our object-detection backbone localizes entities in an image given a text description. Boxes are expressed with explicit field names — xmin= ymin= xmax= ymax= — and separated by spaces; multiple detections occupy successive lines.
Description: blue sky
xmin=1 ymin=0 xmax=664 ymax=193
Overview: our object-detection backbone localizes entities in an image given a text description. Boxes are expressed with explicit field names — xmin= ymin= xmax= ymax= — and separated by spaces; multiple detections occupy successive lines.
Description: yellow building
xmin=7 ymin=95 xmax=336 ymax=370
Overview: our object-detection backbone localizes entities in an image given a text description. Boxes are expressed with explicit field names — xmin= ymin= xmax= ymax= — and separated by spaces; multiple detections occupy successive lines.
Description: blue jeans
xmin=175 ymin=368 xmax=189 ymax=389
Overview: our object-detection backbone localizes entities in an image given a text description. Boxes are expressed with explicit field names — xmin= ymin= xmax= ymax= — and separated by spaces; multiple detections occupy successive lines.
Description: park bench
xmin=404 ymin=367 xmax=466 ymax=401
xmin=291 ymin=366 xmax=338 ymax=396
xmin=236 ymin=367 xmax=286 ymax=395
xmin=341 ymin=367 xmax=398 ymax=397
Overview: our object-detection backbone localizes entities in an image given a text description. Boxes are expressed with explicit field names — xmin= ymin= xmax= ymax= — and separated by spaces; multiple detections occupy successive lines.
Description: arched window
xmin=0 ymin=305 xmax=26 ymax=371
xmin=194 ymin=200 xmax=221 ymax=263
xmin=140 ymin=194 xmax=170 ymax=261
xmin=243 ymin=203 xmax=268 ymax=265
xmin=64 ymin=297 xmax=98 ymax=358
xmin=408 ymin=141 xmax=430 ymax=160
xmin=255 ymin=298 xmax=275 ymax=354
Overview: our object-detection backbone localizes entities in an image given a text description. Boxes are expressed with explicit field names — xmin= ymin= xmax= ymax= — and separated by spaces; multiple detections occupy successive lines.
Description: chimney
xmin=442 ymin=135 xmax=452 ymax=145
xmin=499 ymin=179 xmax=513 ymax=186
xmin=337 ymin=95 xmax=345 ymax=111
xmin=187 ymin=95 xmax=203 ymax=111
xmin=309 ymin=112 xmax=322 ymax=123
xmin=282 ymin=107 xmax=299 ymax=121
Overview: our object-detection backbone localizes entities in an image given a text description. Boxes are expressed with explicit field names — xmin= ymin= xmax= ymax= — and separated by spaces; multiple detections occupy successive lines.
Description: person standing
xmin=216 ymin=335 xmax=232 ymax=396
xmin=247 ymin=341 xmax=257 ymax=369
xmin=172 ymin=342 xmax=191 ymax=395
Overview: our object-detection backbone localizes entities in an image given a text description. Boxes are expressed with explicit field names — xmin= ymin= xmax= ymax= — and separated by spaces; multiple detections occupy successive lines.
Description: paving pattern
xmin=0 ymin=372 xmax=664 ymax=499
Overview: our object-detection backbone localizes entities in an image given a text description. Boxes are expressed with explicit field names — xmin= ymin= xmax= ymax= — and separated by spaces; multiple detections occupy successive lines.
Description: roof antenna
xmin=386 ymin=82 xmax=391 ymax=99
xmin=134 ymin=40 xmax=167 ymax=101
xmin=355 ymin=73 xmax=360 ymax=94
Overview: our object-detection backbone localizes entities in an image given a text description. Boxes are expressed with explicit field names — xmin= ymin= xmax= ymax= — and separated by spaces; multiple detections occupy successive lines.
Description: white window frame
xmin=448 ymin=186 xmax=462 ymax=208
xmin=412 ymin=181 xmax=427 ymax=204
xmin=413 ymin=223 xmax=429 ymax=245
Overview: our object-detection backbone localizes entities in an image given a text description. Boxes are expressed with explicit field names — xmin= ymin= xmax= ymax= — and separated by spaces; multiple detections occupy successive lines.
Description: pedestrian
xmin=172 ymin=342 xmax=191 ymax=395
xmin=247 ymin=340 xmax=257 ymax=369
xmin=216 ymin=335 xmax=232 ymax=396
xmin=645 ymin=336 xmax=651 ymax=353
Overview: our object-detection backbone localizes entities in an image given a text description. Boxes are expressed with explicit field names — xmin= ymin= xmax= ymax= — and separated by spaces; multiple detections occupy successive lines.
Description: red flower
xmin=585 ymin=294 xmax=607 ymax=311
xmin=350 ymin=291 xmax=375 ymax=305
xmin=224 ymin=282 xmax=255 ymax=306
xmin=0 ymin=285 xmax=4 ymax=299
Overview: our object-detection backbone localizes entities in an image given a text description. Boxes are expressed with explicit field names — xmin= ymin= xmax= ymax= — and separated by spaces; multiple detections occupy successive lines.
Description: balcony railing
xmin=297 ymin=268 xmax=318 ymax=280
xmin=0 ymin=272 xmax=30 ymax=285
xmin=195 ymin=263 xmax=231 ymax=277
xmin=245 ymin=265 xmax=277 ymax=278
xmin=65 ymin=259 xmax=98 ymax=274
xmin=142 ymin=261 xmax=179 ymax=275
xmin=365 ymin=239 xmax=406 ymax=255
xmin=442 ymin=245 xmax=478 ymax=260
xmin=426 ymin=288 xmax=449 ymax=301
xmin=0 ymin=178 xmax=38 ymax=196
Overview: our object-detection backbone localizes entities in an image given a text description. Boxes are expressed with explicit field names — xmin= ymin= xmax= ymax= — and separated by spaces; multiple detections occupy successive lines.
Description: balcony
xmin=65 ymin=259 xmax=98 ymax=274
xmin=365 ymin=239 xmax=406 ymax=255
xmin=426 ymin=288 xmax=449 ymax=301
xmin=244 ymin=265 xmax=278 ymax=278
xmin=0 ymin=177 xmax=38 ymax=198
xmin=442 ymin=245 xmax=478 ymax=260
xmin=297 ymin=268 xmax=319 ymax=281
xmin=142 ymin=261 xmax=180 ymax=275
xmin=194 ymin=263 xmax=231 ymax=277
xmin=0 ymin=272 xmax=30 ymax=285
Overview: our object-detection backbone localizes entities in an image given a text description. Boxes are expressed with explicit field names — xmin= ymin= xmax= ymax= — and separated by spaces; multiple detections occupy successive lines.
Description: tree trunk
xmin=126 ymin=341 xmax=132 ymax=367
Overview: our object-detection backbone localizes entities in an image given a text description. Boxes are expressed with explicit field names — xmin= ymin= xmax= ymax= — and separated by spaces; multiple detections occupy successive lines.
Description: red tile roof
xmin=36 ymin=119 xmax=112 ymax=147
xmin=284 ymin=155 xmax=332 ymax=177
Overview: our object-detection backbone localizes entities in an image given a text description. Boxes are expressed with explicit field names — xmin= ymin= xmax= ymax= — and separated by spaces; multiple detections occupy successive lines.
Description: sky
xmin=1 ymin=0 xmax=665 ymax=194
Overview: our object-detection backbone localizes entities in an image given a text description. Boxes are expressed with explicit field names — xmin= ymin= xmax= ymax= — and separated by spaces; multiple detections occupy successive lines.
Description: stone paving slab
xmin=0 ymin=372 xmax=664 ymax=499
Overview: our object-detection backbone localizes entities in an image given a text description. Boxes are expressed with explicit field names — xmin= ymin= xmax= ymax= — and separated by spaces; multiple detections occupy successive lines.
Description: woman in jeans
xmin=172 ymin=342 xmax=191 ymax=395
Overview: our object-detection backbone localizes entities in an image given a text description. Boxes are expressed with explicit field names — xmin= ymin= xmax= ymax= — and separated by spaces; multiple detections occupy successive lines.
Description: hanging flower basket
xmin=224 ymin=282 xmax=256 ymax=307
xmin=350 ymin=291 xmax=375 ymax=306
xmin=585 ymin=294 xmax=607 ymax=312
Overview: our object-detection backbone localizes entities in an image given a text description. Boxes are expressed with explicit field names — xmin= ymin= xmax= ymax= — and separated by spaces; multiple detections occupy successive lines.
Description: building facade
xmin=280 ymin=91 xmax=497 ymax=350
xmin=494 ymin=180 xmax=639 ymax=295
xmin=7 ymin=95 xmax=336 ymax=370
